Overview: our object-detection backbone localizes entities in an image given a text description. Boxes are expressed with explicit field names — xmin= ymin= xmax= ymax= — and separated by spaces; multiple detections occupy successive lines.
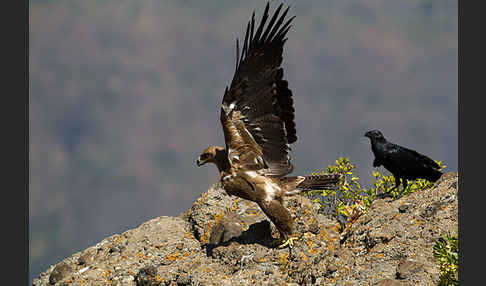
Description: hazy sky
xmin=29 ymin=0 xmax=457 ymax=282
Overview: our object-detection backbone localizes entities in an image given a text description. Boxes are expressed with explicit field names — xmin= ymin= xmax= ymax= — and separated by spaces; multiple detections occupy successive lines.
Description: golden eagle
xmin=196 ymin=2 xmax=340 ymax=248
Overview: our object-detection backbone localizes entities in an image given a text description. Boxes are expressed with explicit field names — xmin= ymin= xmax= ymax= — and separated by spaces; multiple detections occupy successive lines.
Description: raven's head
xmin=364 ymin=130 xmax=386 ymax=142
xmin=196 ymin=145 xmax=226 ymax=167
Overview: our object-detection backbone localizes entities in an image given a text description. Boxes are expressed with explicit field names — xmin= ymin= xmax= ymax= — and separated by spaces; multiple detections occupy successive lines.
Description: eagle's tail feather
xmin=296 ymin=174 xmax=341 ymax=191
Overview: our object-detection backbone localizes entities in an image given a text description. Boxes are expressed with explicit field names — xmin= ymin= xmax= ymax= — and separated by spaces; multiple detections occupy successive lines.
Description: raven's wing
xmin=220 ymin=3 xmax=297 ymax=176
xmin=383 ymin=143 xmax=440 ymax=174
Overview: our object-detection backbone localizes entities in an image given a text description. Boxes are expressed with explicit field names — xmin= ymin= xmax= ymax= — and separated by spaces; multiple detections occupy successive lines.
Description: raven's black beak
xmin=364 ymin=131 xmax=371 ymax=138
xmin=196 ymin=157 xmax=203 ymax=167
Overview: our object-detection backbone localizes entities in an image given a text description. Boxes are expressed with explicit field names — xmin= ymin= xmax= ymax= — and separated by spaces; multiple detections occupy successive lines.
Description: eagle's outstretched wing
xmin=220 ymin=2 xmax=297 ymax=177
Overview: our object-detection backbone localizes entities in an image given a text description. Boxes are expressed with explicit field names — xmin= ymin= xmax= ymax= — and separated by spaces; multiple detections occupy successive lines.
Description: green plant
xmin=307 ymin=157 xmax=375 ymax=219
xmin=306 ymin=157 xmax=446 ymax=224
xmin=433 ymin=233 xmax=458 ymax=286
xmin=374 ymin=161 xmax=447 ymax=200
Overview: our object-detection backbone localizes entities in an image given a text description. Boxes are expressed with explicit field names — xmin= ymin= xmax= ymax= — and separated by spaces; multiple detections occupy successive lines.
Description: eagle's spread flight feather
xmin=197 ymin=2 xmax=340 ymax=248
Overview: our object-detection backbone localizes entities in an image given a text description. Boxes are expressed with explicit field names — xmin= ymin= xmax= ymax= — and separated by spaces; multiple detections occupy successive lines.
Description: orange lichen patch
xmin=375 ymin=253 xmax=384 ymax=259
xmin=327 ymin=242 xmax=335 ymax=254
xmin=200 ymin=222 xmax=214 ymax=244
xmin=392 ymin=213 xmax=400 ymax=220
xmin=136 ymin=252 xmax=144 ymax=258
xmin=200 ymin=266 xmax=213 ymax=273
xmin=307 ymin=216 xmax=313 ymax=225
xmin=102 ymin=269 xmax=111 ymax=279
xmin=184 ymin=231 xmax=195 ymax=239
xmin=113 ymin=236 xmax=123 ymax=244
xmin=246 ymin=208 xmax=260 ymax=215
xmin=320 ymin=228 xmax=328 ymax=240
xmin=319 ymin=227 xmax=338 ymax=255
xmin=231 ymin=198 xmax=239 ymax=212
xmin=331 ymin=223 xmax=341 ymax=233
xmin=279 ymin=253 xmax=289 ymax=268
xmin=301 ymin=251 xmax=308 ymax=261
xmin=195 ymin=192 xmax=210 ymax=205
xmin=413 ymin=218 xmax=424 ymax=226
xmin=155 ymin=275 xmax=163 ymax=282
xmin=165 ymin=251 xmax=184 ymax=261
xmin=307 ymin=240 xmax=318 ymax=255
xmin=200 ymin=211 xmax=226 ymax=244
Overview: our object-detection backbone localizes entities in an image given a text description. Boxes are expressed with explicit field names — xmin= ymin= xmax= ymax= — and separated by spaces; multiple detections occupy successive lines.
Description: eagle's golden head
xmin=196 ymin=146 xmax=225 ymax=167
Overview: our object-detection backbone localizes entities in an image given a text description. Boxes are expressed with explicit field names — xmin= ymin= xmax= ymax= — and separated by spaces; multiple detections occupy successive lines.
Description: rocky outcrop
xmin=33 ymin=172 xmax=458 ymax=286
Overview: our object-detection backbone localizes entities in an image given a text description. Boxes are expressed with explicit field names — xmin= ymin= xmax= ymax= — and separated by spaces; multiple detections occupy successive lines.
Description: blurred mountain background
xmin=29 ymin=0 xmax=457 ymax=283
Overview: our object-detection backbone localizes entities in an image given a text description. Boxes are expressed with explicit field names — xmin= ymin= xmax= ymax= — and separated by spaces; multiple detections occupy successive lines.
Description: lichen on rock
xmin=33 ymin=173 xmax=458 ymax=286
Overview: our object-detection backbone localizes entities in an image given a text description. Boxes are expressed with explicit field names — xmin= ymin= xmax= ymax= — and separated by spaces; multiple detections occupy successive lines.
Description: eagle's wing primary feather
xmin=220 ymin=2 xmax=297 ymax=176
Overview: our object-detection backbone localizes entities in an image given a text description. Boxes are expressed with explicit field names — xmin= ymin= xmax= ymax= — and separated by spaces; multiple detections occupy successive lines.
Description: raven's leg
xmin=398 ymin=178 xmax=408 ymax=198
xmin=376 ymin=175 xmax=400 ymax=198
xmin=389 ymin=175 xmax=401 ymax=194
xmin=376 ymin=175 xmax=400 ymax=199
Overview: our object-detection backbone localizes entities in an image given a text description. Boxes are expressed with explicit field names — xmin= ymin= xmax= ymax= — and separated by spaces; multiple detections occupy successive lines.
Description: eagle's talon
xmin=278 ymin=236 xmax=298 ymax=249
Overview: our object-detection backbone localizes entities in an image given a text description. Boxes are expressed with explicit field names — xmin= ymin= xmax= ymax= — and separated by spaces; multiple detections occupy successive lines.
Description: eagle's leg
xmin=278 ymin=236 xmax=299 ymax=249
xmin=257 ymin=199 xmax=297 ymax=248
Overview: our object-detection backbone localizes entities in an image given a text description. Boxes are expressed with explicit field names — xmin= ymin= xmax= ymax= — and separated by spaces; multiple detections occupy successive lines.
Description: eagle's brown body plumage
xmin=197 ymin=3 xmax=340 ymax=247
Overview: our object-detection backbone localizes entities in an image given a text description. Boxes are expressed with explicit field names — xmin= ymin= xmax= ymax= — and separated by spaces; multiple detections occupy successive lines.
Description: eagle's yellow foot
xmin=278 ymin=236 xmax=298 ymax=249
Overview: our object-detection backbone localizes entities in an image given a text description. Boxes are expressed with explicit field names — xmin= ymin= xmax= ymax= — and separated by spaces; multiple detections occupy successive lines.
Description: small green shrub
xmin=307 ymin=157 xmax=446 ymax=222
xmin=307 ymin=157 xmax=374 ymax=219
xmin=433 ymin=233 xmax=458 ymax=286
xmin=307 ymin=158 xmax=457 ymax=285
xmin=376 ymin=161 xmax=446 ymax=199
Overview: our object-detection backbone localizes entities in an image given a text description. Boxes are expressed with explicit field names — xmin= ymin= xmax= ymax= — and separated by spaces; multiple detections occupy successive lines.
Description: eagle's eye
xmin=200 ymin=153 xmax=210 ymax=160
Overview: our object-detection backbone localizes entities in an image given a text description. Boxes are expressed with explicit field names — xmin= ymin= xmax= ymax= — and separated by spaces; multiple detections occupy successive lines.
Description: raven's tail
xmin=426 ymin=170 xmax=443 ymax=183
xmin=296 ymin=174 xmax=341 ymax=191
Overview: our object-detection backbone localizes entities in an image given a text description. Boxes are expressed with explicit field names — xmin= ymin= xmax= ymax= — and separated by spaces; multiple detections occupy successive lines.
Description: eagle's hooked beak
xmin=196 ymin=156 xmax=203 ymax=167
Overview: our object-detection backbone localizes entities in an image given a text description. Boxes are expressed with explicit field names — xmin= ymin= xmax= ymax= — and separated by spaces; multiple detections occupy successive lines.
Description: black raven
xmin=364 ymin=129 xmax=443 ymax=197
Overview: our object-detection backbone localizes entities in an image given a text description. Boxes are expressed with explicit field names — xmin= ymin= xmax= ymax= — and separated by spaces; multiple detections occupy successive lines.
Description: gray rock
xmin=176 ymin=273 xmax=191 ymax=285
xmin=396 ymin=259 xmax=422 ymax=279
xmin=209 ymin=212 xmax=243 ymax=245
xmin=32 ymin=173 xmax=458 ymax=286
xmin=375 ymin=278 xmax=403 ymax=286
xmin=397 ymin=204 xmax=409 ymax=213
xmin=134 ymin=266 xmax=158 ymax=286
xmin=48 ymin=262 xmax=72 ymax=285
